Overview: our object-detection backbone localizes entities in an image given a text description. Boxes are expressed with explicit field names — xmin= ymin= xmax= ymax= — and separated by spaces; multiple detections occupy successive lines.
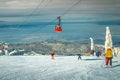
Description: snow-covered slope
xmin=0 ymin=56 xmax=120 ymax=80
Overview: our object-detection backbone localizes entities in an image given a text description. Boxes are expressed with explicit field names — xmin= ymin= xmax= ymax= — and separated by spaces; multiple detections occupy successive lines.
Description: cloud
xmin=22 ymin=36 xmax=39 ymax=41
xmin=0 ymin=0 xmax=119 ymax=10
xmin=0 ymin=0 xmax=120 ymax=44
xmin=0 ymin=0 xmax=41 ymax=9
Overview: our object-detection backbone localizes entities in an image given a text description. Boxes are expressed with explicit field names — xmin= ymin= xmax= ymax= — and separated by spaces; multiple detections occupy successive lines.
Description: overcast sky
xmin=0 ymin=0 xmax=120 ymax=45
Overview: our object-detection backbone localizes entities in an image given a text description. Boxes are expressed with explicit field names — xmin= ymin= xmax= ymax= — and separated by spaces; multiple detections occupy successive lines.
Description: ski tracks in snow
xmin=0 ymin=56 xmax=120 ymax=80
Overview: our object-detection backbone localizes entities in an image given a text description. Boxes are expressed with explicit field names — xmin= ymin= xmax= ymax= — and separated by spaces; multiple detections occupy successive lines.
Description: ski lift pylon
xmin=55 ymin=16 xmax=62 ymax=32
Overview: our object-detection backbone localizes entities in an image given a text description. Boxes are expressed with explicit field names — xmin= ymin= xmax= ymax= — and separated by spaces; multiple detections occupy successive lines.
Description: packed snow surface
xmin=0 ymin=56 xmax=120 ymax=80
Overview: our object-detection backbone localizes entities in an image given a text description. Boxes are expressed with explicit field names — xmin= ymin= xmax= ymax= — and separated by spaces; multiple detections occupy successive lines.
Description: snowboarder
xmin=51 ymin=50 xmax=55 ymax=60
xmin=106 ymin=48 xmax=113 ymax=67
xmin=77 ymin=54 xmax=82 ymax=60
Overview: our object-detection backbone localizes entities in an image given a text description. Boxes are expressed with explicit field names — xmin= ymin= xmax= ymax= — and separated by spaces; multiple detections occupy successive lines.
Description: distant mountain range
xmin=0 ymin=41 xmax=106 ymax=56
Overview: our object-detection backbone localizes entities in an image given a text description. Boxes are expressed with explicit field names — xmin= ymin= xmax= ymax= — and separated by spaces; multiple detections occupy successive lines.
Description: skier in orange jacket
xmin=51 ymin=50 xmax=55 ymax=59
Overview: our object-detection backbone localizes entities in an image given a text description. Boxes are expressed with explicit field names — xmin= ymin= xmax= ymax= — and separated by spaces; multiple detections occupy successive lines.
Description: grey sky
xmin=0 ymin=0 xmax=120 ymax=45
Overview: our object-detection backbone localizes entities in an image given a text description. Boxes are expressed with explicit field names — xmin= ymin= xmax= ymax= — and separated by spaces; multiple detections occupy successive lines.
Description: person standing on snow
xmin=106 ymin=48 xmax=113 ymax=66
xmin=96 ymin=51 xmax=100 ymax=57
xmin=51 ymin=50 xmax=55 ymax=60
xmin=77 ymin=54 xmax=82 ymax=60
xmin=90 ymin=50 xmax=94 ymax=56
xmin=100 ymin=50 xmax=102 ymax=56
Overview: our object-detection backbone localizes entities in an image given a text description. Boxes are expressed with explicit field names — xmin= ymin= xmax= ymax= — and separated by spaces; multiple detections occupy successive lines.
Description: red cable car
xmin=55 ymin=16 xmax=62 ymax=32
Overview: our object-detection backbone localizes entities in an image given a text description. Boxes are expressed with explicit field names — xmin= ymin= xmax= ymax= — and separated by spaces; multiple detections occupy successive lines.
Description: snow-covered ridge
xmin=0 ymin=41 xmax=120 ymax=57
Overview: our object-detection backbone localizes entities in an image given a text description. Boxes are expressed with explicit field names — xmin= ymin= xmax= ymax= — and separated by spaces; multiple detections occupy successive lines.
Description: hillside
xmin=0 ymin=41 xmax=105 ymax=56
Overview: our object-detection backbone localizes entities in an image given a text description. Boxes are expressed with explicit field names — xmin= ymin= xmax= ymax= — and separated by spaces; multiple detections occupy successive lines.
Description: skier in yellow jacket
xmin=106 ymin=48 xmax=113 ymax=66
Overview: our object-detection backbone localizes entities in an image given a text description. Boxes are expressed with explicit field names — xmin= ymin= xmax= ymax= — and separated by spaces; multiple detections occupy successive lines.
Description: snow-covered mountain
xmin=0 ymin=41 xmax=103 ymax=56
xmin=0 ymin=41 xmax=120 ymax=57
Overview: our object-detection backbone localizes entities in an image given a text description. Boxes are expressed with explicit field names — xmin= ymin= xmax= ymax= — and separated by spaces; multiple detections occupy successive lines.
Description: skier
xmin=90 ymin=50 xmax=94 ymax=56
xmin=51 ymin=50 xmax=55 ymax=60
xmin=96 ymin=51 xmax=100 ymax=57
xmin=77 ymin=54 xmax=82 ymax=60
xmin=90 ymin=50 xmax=93 ymax=55
xmin=100 ymin=50 xmax=102 ymax=56
xmin=106 ymin=48 xmax=113 ymax=67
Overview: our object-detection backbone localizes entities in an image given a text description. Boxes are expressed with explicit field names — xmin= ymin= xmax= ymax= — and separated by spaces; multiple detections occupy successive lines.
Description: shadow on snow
xmin=83 ymin=58 xmax=103 ymax=61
